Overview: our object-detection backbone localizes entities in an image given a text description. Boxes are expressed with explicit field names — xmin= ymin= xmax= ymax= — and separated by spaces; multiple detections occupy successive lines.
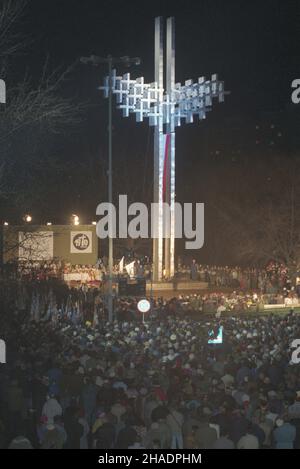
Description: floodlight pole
xmin=80 ymin=54 xmax=140 ymax=323
xmin=107 ymin=55 xmax=114 ymax=324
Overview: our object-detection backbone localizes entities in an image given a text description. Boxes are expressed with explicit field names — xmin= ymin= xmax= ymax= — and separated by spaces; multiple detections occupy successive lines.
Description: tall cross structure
xmin=100 ymin=17 xmax=225 ymax=282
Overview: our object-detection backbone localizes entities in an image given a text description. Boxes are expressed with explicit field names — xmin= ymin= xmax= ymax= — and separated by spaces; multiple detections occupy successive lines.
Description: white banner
xmin=18 ymin=231 xmax=54 ymax=260
xmin=63 ymin=271 xmax=101 ymax=282
xmin=125 ymin=261 xmax=135 ymax=278
xmin=119 ymin=256 xmax=124 ymax=273
xmin=70 ymin=231 xmax=93 ymax=254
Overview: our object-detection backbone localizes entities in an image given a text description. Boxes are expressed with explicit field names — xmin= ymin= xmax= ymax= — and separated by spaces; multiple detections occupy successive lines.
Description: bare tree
xmin=3 ymin=228 xmax=53 ymax=260
xmin=0 ymin=1 xmax=86 ymax=201
xmin=0 ymin=0 xmax=27 ymax=63
xmin=216 ymin=181 xmax=300 ymax=280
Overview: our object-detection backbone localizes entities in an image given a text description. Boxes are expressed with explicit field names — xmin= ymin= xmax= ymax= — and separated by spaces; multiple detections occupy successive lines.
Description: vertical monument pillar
xmin=153 ymin=17 xmax=164 ymax=282
xmin=153 ymin=16 xmax=176 ymax=282
xmin=165 ymin=17 xmax=176 ymax=279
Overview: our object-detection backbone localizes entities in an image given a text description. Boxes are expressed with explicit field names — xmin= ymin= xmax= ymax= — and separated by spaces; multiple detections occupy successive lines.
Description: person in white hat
xmin=41 ymin=395 xmax=62 ymax=425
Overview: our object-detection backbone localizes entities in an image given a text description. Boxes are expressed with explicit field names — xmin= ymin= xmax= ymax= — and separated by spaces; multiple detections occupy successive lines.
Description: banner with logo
xmin=70 ymin=231 xmax=93 ymax=254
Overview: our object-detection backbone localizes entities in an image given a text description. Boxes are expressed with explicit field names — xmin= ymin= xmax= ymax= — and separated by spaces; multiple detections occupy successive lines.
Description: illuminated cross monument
xmin=101 ymin=17 xmax=225 ymax=282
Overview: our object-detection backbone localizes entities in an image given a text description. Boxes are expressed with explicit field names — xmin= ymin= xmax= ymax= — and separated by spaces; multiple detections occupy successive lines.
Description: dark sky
xmin=5 ymin=0 xmax=300 ymax=261
xmin=23 ymin=0 xmax=299 ymax=110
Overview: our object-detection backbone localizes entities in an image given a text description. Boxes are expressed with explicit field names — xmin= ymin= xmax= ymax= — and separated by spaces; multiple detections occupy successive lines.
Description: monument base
xmin=146 ymin=281 xmax=209 ymax=293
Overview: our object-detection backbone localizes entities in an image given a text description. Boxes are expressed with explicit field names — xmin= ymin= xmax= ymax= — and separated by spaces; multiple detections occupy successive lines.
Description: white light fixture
xmin=72 ymin=214 xmax=80 ymax=225
xmin=46 ymin=222 xmax=52 ymax=226
xmin=92 ymin=221 xmax=97 ymax=225
xmin=25 ymin=214 xmax=32 ymax=223
xmin=3 ymin=222 xmax=8 ymax=226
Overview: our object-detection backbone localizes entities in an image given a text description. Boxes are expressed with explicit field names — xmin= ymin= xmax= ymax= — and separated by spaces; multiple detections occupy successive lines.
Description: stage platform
xmin=146 ymin=281 xmax=209 ymax=293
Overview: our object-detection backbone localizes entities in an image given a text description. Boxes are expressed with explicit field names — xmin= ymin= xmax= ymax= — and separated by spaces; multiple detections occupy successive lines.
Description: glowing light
xmin=25 ymin=215 xmax=32 ymax=223
xmin=46 ymin=222 xmax=52 ymax=226
xmin=3 ymin=222 xmax=8 ymax=226
xmin=72 ymin=214 xmax=80 ymax=226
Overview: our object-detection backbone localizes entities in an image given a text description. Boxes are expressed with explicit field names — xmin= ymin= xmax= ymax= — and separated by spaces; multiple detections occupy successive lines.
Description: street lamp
xmin=24 ymin=214 xmax=32 ymax=223
xmin=80 ymin=54 xmax=141 ymax=323
xmin=72 ymin=214 xmax=80 ymax=226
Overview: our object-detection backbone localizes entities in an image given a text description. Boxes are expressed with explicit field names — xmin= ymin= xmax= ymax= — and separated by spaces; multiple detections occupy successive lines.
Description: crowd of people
xmin=1 ymin=276 xmax=300 ymax=327
xmin=1 ymin=258 xmax=300 ymax=449
xmin=177 ymin=260 xmax=292 ymax=293
xmin=6 ymin=258 xmax=296 ymax=295
xmin=13 ymin=261 xmax=99 ymax=284
xmin=1 ymin=276 xmax=300 ymax=449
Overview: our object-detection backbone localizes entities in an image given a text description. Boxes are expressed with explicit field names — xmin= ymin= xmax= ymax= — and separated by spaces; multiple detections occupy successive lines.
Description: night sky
xmin=22 ymin=0 xmax=300 ymax=110
xmin=3 ymin=0 xmax=300 ymax=262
